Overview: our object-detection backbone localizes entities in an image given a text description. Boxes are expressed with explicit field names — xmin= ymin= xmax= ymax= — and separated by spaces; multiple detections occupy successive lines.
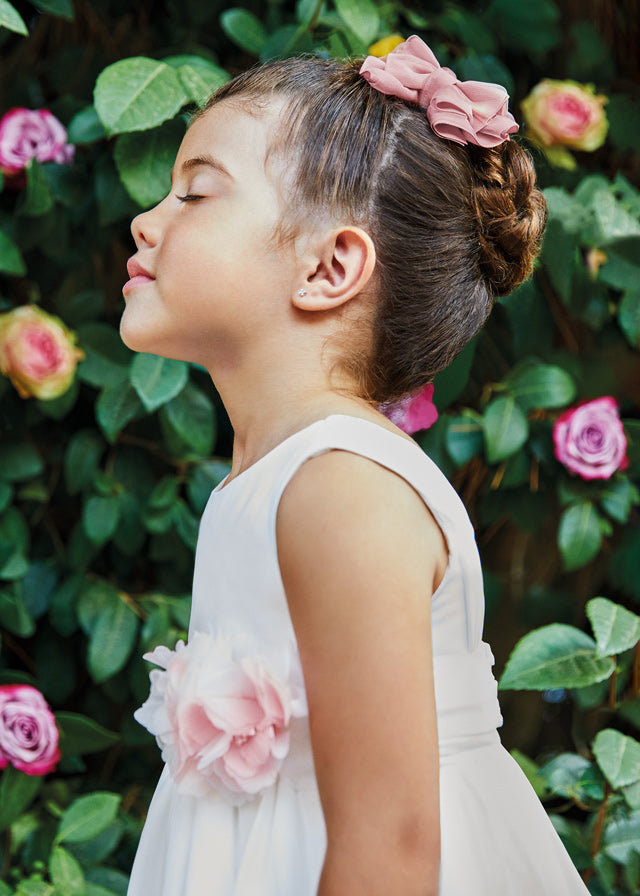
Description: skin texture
xmin=123 ymin=99 xmax=445 ymax=895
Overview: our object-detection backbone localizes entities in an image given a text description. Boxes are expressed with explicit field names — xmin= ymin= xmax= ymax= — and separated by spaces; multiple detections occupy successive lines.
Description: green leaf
xmin=49 ymin=847 xmax=86 ymax=896
xmin=130 ymin=353 xmax=189 ymax=412
xmin=499 ymin=624 xmax=615 ymax=690
xmin=82 ymin=495 xmax=120 ymax=544
xmin=64 ymin=430 xmax=104 ymax=495
xmin=67 ymin=107 xmax=106 ymax=145
xmin=538 ymin=752 xmax=605 ymax=802
xmin=505 ymin=362 xmax=576 ymax=411
xmin=22 ymin=161 xmax=54 ymax=216
xmin=114 ymin=118 xmax=185 ymax=208
xmin=76 ymin=322 xmax=131 ymax=387
xmin=602 ymin=810 xmax=640 ymax=863
xmin=56 ymin=793 xmax=121 ymax=844
xmin=0 ymin=765 xmax=42 ymax=831
xmin=0 ymin=229 xmax=27 ymax=275
xmin=94 ymin=58 xmax=187 ymax=135
xmin=96 ymin=377 xmax=145 ymax=443
xmin=0 ymin=0 xmax=27 ymax=34
xmin=457 ymin=54 xmax=513 ymax=96
xmin=165 ymin=57 xmax=228 ymax=107
xmin=587 ymin=597 xmax=640 ymax=658
xmin=593 ymin=729 xmax=640 ymax=789
xmin=334 ymin=0 xmax=379 ymax=44
xmin=220 ymin=8 xmax=268 ymax=55
xmin=0 ymin=440 xmax=44 ymax=482
xmin=540 ymin=219 xmax=575 ymax=304
xmin=600 ymin=477 xmax=640 ymax=524
xmin=444 ymin=413 xmax=484 ymax=466
xmin=619 ymin=289 xmax=640 ymax=349
xmin=88 ymin=592 xmax=138 ymax=683
xmin=592 ymin=190 xmax=640 ymax=245
xmin=488 ymin=0 xmax=560 ymax=52
xmin=432 ymin=338 xmax=476 ymax=410
xmin=160 ymin=381 xmax=215 ymax=456
xmin=557 ymin=501 xmax=603 ymax=572
xmin=482 ymin=396 xmax=529 ymax=463
xmin=34 ymin=0 xmax=74 ymax=19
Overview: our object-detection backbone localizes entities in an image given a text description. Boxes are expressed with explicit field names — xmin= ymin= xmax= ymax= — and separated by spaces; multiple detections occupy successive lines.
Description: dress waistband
xmin=433 ymin=641 xmax=503 ymax=753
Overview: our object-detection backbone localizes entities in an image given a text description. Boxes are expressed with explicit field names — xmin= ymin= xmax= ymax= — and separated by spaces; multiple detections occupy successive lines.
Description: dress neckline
xmin=212 ymin=413 xmax=416 ymax=494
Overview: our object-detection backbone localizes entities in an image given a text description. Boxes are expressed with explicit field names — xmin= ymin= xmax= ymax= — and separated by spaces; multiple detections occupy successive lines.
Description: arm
xmin=276 ymin=450 xmax=446 ymax=896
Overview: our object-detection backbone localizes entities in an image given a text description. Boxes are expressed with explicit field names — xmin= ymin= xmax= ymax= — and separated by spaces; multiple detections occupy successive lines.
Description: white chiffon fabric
xmin=128 ymin=414 xmax=589 ymax=895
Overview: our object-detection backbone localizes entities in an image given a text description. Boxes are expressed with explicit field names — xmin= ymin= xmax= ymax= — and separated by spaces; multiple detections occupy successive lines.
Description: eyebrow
xmin=171 ymin=154 xmax=234 ymax=182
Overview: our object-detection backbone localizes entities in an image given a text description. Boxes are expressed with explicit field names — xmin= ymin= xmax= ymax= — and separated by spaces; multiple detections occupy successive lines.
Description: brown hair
xmin=205 ymin=56 xmax=547 ymax=403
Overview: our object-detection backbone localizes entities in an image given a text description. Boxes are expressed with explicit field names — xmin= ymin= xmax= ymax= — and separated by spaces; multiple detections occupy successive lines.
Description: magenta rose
xmin=0 ymin=107 xmax=75 ymax=176
xmin=0 ymin=305 xmax=84 ymax=400
xmin=0 ymin=685 xmax=60 ymax=776
xmin=553 ymin=397 xmax=628 ymax=481
xmin=381 ymin=383 xmax=439 ymax=435
xmin=135 ymin=632 xmax=307 ymax=804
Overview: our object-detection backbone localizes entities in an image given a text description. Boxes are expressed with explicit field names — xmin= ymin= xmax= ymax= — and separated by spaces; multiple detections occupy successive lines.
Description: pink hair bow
xmin=360 ymin=35 xmax=519 ymax=148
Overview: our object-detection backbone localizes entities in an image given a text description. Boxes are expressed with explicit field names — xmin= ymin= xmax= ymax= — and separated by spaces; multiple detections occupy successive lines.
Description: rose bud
xmin=0 ymin=305 xmax=84 ymax=400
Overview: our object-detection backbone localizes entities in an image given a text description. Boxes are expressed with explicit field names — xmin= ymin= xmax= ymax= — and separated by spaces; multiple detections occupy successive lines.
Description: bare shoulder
xmin=276 ymin=448 xmax=448 ymax=596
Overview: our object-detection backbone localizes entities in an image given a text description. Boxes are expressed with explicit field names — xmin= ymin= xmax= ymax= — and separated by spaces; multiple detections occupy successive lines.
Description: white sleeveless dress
xmin=128 ymin=414 xmax=589 ymax=895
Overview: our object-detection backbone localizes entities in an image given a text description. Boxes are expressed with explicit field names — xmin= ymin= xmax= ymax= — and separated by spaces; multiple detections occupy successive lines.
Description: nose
xmin=131 ymin=201 xmax=163 ymax=248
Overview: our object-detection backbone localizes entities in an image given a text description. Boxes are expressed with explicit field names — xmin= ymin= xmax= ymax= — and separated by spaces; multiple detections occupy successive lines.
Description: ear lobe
xmin=293 ymin=226 xmax=376 ymax=312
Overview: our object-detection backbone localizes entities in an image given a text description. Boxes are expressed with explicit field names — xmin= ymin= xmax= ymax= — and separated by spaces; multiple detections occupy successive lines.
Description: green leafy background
xmin=0 ymin=0 xmax=639 ymax=893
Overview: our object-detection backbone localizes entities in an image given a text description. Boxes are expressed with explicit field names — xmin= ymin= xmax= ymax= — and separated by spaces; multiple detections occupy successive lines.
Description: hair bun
xmin=470 ymin=141 xmax=547 ymax=297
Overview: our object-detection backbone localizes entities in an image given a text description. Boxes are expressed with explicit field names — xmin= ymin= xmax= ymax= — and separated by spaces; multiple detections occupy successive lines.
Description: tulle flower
xmin=135 ymin=632 xmax=307 ymax=804
xmin=360 ymin=35 xmax=518 ymax=148
xmin=381 ymin=383 xmax=439 ymax=435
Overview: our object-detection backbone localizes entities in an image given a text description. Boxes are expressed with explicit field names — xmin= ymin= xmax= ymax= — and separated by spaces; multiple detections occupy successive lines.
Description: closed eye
xmin=176 ymin=194 xmax=205 ymax=203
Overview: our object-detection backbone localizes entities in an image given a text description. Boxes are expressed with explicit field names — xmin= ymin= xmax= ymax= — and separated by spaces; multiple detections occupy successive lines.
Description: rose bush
xmin=382 ymin=383 xmax=439 ymax=434
xmin=135 ymin=633 xmax=307 ymax=802
xmin=553 ymin=397 xmax=628 ymax=481
xmin=0 ymin=107 xmax=74 ymax=176
xmin=521 ymin=79 xmax=608 ymax=168
xmin=0 ymin=685 xmax=60 ymax=776
xmin=0 ymin=304 xmax=84 ymax=399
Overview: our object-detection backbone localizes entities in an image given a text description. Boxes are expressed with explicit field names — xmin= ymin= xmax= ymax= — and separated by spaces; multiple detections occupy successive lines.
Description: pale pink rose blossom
xmin=0 ymin=305 xmax=84 ymax=400
xmin=0 ymin=684 xmax=60 ymax=776
xmin=381 ymin=383 xmax=439 ymax=435
xmin=0 ymin=107 xmax=75 ymax=176
xmin=553 ymin=397 xmax=628 ymax=481
xmin=135 ymin=632 xmax=307 ymax=803
xmin=521 ymin=80 xmax=608 ymax=152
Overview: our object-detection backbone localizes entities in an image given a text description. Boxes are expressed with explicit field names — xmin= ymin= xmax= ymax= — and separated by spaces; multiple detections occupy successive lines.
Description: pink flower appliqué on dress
xmin=381 ymin=383 xmax=439 ymax=435
xmin=135 ymin=632 xmax=307 ymax=804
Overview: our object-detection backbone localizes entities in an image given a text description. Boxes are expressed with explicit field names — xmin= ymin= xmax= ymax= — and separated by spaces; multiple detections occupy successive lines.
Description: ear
xmin=293 ymin=226 xmax=376 ymax=312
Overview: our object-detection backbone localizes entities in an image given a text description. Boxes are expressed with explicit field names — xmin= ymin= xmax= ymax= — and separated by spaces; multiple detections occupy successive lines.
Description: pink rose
xmin=0 ymin=305 xmax=84 ymax=400
xmin=135 ymin=633 xmax=307 ymax=803
xmin=553 ymin=397 xmax=628 ymax=481
xmin=0 ymin=107 xmax=75 ymax=176
xmin=0 ymin=685 xmax=60 ymax=776
xmin=381 ymin=383 xmax=439 ymax=435
xmin=521 ymin=80 xmax=607 ymax=168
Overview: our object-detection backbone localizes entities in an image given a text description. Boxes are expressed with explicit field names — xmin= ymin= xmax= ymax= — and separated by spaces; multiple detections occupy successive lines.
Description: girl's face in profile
xmin=121 ymin=100 xmax=298 ymax=370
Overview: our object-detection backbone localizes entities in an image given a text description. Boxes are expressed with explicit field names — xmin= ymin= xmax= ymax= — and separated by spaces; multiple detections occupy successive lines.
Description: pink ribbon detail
xmin=360 ymin=35 xmax=519 ymax=148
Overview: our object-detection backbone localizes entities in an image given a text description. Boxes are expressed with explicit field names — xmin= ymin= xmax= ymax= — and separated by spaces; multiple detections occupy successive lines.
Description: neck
xmin=206 ymin=334 xmax=374 ymax=480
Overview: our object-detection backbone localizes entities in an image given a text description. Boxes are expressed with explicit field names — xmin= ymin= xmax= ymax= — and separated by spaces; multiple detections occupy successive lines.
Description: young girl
xmin=123 ymin=36 xmax=589 ymax=895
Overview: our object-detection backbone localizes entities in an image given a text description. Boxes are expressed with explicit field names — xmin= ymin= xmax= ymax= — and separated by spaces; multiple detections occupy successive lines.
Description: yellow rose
xmin=368 ymin=35 xmax=405 ymax=58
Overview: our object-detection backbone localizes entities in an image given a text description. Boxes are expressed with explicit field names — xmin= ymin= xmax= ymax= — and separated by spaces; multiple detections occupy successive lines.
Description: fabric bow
xmin=360 ymin=35 xmax=519 ymax=148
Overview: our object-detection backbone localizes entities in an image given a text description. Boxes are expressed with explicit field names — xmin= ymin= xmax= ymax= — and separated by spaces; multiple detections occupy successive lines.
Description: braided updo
xmin=207 ymin=56 xmax=547 ymax=403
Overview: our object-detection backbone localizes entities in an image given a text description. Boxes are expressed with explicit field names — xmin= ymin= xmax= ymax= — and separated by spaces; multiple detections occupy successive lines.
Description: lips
xmin=123 ymin=257 xmax=155 ymax=294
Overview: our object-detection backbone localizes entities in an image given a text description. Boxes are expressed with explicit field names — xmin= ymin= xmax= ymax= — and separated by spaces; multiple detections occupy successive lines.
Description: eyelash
xmin=176 ymin=194 xmax=204 ymax=203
